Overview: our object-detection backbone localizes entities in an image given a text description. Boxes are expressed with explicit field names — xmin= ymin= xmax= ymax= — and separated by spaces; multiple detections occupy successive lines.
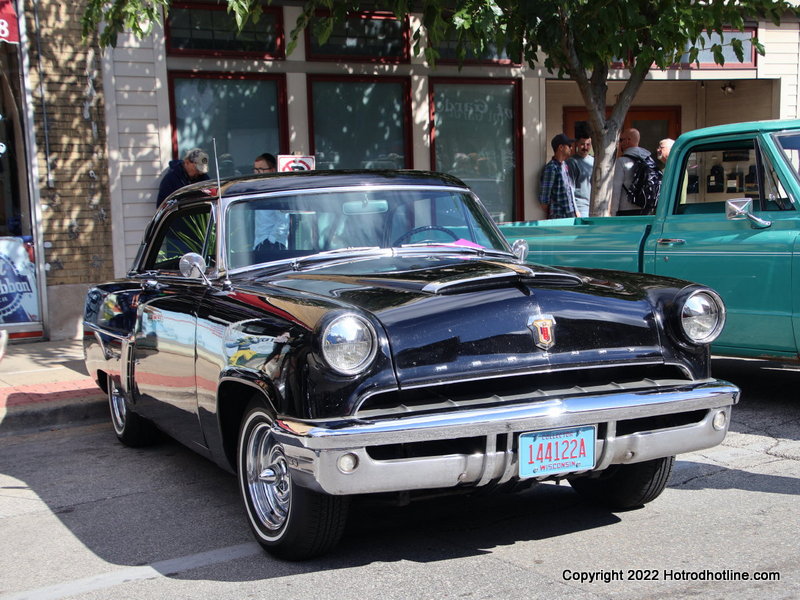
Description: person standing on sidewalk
xmin=539 ymin=133 xmax=577 ymax=219
xmin=156 ymin=148 xmax=211 ymax=207
xmin=567 ymin=131 xmax=593 ymax=217
xmin=610 ymin=128 xmax=658 ymax=216
xmin=253 ymin=153 xmax=277 ymax=174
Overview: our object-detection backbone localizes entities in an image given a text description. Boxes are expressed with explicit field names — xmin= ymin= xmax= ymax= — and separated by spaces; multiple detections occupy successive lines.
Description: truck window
xmin=674 ymin=139 xmax=795 ymax=214
xmin=674 ymin=142 xmax=758 ymax=215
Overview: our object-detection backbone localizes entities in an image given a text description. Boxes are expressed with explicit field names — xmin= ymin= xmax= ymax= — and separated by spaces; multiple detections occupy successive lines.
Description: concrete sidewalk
xmin=0 ymin=338 xmax=107 ymax=434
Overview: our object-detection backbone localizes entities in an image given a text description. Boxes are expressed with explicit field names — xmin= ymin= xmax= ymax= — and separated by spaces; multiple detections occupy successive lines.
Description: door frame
xmin=563 ymin=106 xmax=682 ymax=154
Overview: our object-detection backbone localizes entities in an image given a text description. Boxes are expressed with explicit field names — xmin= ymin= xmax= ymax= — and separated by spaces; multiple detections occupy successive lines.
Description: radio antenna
xmin=212 ymin=137 xmax=223 ymax=200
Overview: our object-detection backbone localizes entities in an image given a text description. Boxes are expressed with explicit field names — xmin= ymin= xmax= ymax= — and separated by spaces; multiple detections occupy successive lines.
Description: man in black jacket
xmin=156 ymin=148 xmax=210 ymax=207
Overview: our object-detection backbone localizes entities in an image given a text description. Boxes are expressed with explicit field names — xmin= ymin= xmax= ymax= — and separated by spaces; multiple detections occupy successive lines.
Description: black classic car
xmin=84 ymin=170 xmax=739 ymax=560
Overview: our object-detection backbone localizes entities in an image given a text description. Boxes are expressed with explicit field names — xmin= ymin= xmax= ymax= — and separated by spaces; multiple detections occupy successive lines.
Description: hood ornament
xmin=528 ymin=314 xmax=556 ymax=351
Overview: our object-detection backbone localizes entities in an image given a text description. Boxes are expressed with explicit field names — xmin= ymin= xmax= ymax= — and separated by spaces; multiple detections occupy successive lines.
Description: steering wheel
xmin=393 ymin=225 xmax=459 ymax=246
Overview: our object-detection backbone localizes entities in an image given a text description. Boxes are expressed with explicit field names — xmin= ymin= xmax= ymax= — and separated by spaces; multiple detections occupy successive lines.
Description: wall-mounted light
xmin=721 ymin=81 xmax=736 ymax=95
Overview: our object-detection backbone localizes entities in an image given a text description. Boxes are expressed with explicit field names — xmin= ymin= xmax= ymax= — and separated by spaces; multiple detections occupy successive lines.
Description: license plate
xmin=519 ymin=426 xmax=596 ymax=478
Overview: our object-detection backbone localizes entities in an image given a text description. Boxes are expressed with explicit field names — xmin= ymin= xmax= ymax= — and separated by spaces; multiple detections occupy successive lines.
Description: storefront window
xmin=1 ymin=41 xmax=40 ymax=326
xmin=170 ymin=73 xmax=286 ymax=179
xmin=431 ymin=80 xmax=520 ymax=221
xmin=436 ymin=37 xmax=516 ymax=65
xmin=309 ymin=76 xmax=411 ymax=170
xmin=166 ymin=3 xmax=283 ymax=58
xmin=306 ymin=12 xmax=408 ymax=62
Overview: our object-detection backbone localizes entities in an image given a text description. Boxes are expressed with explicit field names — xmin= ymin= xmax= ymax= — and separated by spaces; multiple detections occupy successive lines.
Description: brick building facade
xmin=4 ymin=0 xmax=113 ymax=339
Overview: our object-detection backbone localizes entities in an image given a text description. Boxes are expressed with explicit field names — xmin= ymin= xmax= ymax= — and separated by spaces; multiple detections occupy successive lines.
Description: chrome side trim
xmin=84 ymin=321 xmax=128 ymax=342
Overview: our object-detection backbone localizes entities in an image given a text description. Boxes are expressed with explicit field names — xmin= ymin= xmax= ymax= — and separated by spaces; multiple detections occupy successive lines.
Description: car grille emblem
xmin=528 ymin=314 xmax=556 ymax=351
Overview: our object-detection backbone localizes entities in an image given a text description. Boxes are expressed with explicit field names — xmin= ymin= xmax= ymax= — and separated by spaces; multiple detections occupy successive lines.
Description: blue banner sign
xmin=0 ymin=237 xmax=40 ymax=324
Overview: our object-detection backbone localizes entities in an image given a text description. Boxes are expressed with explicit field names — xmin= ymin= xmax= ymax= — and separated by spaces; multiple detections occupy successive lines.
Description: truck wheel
xmin=237 ymin=402 xmax=349 ymax=560
xmin=568 ymin=456 xmax=675 ymax=510
xmin=108 ymin=380 xmax=159 ymax=447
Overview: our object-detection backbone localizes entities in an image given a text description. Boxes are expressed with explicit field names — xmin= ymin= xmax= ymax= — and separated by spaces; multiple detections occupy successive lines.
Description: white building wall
xmin=103 ymin=24 xmax=172 ymax=276
xmin=757 ymin=20 xmax=800 ymax=119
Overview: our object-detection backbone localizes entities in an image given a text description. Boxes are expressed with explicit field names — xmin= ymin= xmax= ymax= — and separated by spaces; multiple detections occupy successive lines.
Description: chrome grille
xmin=356 ymin=364 xmax=697 ymax=418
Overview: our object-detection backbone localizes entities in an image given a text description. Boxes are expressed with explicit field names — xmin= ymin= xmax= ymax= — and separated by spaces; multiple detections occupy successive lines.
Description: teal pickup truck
xmin=499 ymin=119 xmax=800 ymax=361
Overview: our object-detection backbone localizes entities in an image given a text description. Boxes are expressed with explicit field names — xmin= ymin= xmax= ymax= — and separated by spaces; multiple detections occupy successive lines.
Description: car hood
xmin=255 ymin=254 xmax=667 ymax=386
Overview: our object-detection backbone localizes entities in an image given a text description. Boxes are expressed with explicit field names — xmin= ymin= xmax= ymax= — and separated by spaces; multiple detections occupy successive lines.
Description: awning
xmin=0 ymin=0 xmax=19 ymax=45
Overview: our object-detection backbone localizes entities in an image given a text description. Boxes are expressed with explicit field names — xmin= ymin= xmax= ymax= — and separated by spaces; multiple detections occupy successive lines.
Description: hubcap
xmin=109 ymin=385 xmax=126 ymax=434
xmin=246 ymin=421 xmax=290 ymax=531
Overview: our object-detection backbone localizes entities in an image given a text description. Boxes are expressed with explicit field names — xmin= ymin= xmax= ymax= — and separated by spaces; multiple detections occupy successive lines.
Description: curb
xmin=0 ymin=389 xmax=108 ymax=435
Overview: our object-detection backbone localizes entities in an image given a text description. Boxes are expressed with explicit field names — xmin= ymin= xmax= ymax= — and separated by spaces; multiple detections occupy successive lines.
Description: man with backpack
xmin=610 ymin=128 xmax=662 ymax=216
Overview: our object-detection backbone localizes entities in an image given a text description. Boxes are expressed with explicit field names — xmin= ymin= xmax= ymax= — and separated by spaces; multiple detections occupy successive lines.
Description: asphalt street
xmin=0 ymin=356 xmax=797 ymax=600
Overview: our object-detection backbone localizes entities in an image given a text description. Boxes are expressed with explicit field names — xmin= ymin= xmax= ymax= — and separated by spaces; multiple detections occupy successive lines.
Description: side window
xmin=674 ymin=141 xmax=759 ymax=215
xmin=145 ymin=205 xmax=215 ymax=272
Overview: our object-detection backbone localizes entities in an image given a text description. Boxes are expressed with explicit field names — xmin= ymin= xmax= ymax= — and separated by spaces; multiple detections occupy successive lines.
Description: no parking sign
xmin=278 ymin=155 xmax=315 ymax=172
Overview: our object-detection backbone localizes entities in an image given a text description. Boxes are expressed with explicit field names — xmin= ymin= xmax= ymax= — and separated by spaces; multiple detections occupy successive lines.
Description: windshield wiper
xmin=290 ymin=247 xmax=388 ymax=271
xmin=394 ymin=243 xmax=514 ymax=258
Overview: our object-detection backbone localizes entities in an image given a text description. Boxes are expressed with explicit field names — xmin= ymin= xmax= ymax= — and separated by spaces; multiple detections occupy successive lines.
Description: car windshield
xmin=225 ymin=188 xmax=511 ymax=270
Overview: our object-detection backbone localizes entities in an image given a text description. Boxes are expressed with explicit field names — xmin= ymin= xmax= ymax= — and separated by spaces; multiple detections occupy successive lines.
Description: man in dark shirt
xmin=156 ymin=148 xmax=210 ymax=207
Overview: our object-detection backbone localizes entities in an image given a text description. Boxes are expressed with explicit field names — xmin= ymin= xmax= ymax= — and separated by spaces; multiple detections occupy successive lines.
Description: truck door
xmin=650 ymin=134 xmax=798 ymax=357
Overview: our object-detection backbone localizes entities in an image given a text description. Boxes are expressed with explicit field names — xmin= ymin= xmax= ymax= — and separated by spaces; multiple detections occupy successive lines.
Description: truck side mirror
xmin=725 ymin=199 xmax=772 ymax=230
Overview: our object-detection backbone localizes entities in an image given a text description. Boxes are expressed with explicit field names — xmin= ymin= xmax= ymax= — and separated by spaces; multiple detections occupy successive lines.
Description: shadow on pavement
xmin=670 ymin=459 xmax=800 ymax=496
xmin=0 ymin=420 xmax=624 ymax=580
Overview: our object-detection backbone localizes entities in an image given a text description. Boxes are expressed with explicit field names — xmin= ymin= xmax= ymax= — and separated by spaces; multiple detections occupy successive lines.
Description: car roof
xmin=169 ymin=170 xmax=470 ymax=204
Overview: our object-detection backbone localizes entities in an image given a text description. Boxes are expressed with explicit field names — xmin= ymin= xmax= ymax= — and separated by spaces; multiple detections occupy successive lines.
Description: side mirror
xmin=512 ymin=239 xmax=529 ymax=263
xmin=725 ymin=199 xmax=771 ymax=229
xmin=179 ymin=252 xmax=211 ymax=284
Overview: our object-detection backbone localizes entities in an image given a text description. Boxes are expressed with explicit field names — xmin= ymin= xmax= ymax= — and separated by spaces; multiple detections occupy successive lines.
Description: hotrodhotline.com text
xmin=562 ymin=569 xmax=781 ymax=584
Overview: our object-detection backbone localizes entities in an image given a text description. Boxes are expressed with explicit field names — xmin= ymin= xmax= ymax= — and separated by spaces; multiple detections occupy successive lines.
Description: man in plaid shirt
xmin=539 ymin=133 xmax=578 ymax=218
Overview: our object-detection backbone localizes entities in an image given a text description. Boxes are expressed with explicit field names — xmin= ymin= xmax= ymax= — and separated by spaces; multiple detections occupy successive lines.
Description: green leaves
xmin=82 ymin=0 xmax=171 ymax=47
xmin=227 ymin=0 xmax=264 ymax=31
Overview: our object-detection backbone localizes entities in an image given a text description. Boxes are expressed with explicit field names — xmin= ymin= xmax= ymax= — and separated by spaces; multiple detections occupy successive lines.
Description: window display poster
xmin=0 ymin=237 xmax=39 ymax=324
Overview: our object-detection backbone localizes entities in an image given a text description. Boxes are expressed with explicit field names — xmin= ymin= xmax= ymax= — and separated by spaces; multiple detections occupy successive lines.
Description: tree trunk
xmin=589 ymin=130 xmax=619 ymax=216
xmin=578 ymin=64 xmax=649 ymax=217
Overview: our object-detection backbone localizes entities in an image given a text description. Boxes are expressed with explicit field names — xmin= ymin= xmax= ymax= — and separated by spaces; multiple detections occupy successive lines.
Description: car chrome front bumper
xmin=271 ymin=381 xmax=739 ymax=495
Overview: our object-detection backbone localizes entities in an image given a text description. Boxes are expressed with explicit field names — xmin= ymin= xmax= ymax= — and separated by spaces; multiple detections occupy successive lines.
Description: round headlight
xmin=680 ymin=290 xmax=726 ymax=344
xmin=321 ymin=314 xmax=377 ymax=375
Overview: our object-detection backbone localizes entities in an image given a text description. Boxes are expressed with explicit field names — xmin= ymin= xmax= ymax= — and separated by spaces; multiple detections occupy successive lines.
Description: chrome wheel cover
xmin=109 ymin=385 xmax=126 ymax=435
xmin=245 ymin=421 xmax=291 ymax=533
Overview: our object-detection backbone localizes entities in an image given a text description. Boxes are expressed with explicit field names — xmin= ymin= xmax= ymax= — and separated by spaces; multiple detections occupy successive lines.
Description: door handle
xmin=141 ymin=279 xmax=164 ymax=291
xmin=657 ymin=238 xmax=686 ymax=246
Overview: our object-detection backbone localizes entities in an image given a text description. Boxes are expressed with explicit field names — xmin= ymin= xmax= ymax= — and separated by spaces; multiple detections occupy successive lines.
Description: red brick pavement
xmin=0 ymin=379 xmax=104 ymax=409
